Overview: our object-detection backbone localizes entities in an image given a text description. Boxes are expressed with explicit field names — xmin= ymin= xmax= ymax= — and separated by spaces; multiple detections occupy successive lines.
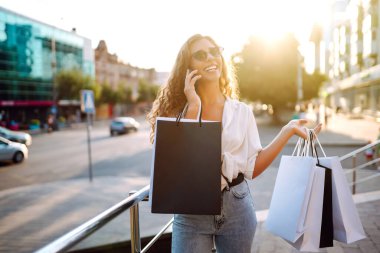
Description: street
xmin=0 ymin=118 xmax=153 ymax=191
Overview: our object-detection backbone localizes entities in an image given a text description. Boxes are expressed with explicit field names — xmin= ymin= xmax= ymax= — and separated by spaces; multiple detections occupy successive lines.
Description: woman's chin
xmin=200 ymin=72 xmax=221 ymax=82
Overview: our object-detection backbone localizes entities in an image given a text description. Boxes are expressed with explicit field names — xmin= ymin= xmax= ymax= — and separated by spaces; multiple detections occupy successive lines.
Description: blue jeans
xmin=172 ymin=180 xmax=257 ymax=253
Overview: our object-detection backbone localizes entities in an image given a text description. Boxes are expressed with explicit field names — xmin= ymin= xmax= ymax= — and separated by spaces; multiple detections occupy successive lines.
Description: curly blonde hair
xmin=147 ymin=34 xmax=239 ymax=143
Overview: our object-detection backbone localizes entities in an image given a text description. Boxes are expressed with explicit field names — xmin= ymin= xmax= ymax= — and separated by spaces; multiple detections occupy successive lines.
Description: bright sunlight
xmin=0 ymin=0 xmax=330 ymax=72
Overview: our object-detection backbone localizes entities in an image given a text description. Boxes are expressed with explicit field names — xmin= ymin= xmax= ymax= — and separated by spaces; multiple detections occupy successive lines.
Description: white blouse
xmin=221 ymin=98 xmax=262 ymax=190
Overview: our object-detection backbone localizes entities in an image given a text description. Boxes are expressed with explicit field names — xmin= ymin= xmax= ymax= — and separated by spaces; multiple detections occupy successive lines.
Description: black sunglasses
xmin=191 ymin=47 xmax=224 ymax=62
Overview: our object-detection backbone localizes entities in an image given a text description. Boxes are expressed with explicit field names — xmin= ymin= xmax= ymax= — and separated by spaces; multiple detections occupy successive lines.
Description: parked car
xmin=0 ymin=136 xmax=28 ymax=163
xmin=110 ymin=117 xmax=140 ymax=136
xmin=0 ymin=126 xmax=32 ymax=146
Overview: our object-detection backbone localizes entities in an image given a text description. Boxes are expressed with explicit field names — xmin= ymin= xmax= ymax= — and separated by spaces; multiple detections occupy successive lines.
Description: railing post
xmin=130 ymin=192 xmax=141 ymax=253
xmin=352 ymin=154 xmax=356 ymax=194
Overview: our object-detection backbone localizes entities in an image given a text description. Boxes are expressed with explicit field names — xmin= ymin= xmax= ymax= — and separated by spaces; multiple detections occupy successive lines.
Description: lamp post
xmin=51 ymin=37 xmax=57 ymax=100
xmin=50 ymin=37 xmax=58 ymax=129
xmin=297 ymin=50 xmax=303 ymax=103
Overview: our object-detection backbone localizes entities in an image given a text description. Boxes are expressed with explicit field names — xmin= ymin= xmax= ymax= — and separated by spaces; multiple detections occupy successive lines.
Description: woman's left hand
xmin=284 ymin=119 xmax=322 ymax=139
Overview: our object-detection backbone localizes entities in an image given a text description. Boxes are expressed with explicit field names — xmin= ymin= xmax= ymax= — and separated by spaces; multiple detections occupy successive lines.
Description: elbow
xmin=252 ymin=170 xmax=259 ymax=179
xmin=251 ymin=155 xmax=266 ymax=179
xmin=252 ymin=165 xmax=263 ymax=179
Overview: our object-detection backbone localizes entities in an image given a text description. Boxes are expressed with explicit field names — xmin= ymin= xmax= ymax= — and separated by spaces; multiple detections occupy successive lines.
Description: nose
xmin=205 ymin=52 xmax=217 ymax=61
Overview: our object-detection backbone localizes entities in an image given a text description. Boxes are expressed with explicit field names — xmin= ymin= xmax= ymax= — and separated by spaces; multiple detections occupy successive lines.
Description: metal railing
xmin=35 ymin=140 xmax=380 ymax=253
xmin=340 ymin=139 xmax=380 ymax=194
xmin=34 ymin=185 xmax=173 ymax=253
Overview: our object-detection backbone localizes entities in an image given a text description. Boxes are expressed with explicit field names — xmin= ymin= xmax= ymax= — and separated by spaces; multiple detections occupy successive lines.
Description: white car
xmin=110 ymin=117 xmax=140 ymax=136
xmin=0 ymin=126 xmax=32 ymax=146
xmin=0 ymin=136 xmax=28 ymax=163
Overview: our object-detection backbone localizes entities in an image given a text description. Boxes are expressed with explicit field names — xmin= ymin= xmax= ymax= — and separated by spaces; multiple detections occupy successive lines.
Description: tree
xmin=98 ymin=83 xmax=117 ymax=104
xmin=234 ymin=34 xmax=299 ymax=122
xmin=302 ymin=70 xmax=327 ymax=101
xmin=137 ymin=79 xmax=159 ymax=102
xmin=54 ymin=69 xmax=97 ymax=100
xmin=116 ymin=83 xmax=133 ymax=104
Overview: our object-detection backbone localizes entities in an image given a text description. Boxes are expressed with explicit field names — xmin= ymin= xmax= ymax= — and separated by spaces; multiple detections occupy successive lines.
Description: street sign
xmin=50 ymin=106 xmax=57 ymax=115
xmin=80 ymin=90 xmax=95 ymax=114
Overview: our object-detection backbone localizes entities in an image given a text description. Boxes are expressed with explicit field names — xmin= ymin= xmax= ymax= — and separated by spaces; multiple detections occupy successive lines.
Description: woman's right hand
xmin=184 ymin=69 xmax=201 ymax=106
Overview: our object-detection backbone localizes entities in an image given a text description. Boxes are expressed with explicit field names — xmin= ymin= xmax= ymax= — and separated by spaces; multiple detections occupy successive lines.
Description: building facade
xmin=0 ymin=7 xmax=94 ymax=129
xmin=323 ymin=0 xmax=380 ymax=118
xmin=95 ymin=40 xmax=155 ymax=101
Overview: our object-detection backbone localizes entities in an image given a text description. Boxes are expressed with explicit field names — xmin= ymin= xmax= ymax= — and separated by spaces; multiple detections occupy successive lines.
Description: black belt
xmin=227 ymin=173 xmax=245 ymax=188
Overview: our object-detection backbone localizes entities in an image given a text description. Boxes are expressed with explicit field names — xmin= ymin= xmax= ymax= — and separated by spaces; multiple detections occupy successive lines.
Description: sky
xmin=0 ymin=0 xmax=331 ymax=73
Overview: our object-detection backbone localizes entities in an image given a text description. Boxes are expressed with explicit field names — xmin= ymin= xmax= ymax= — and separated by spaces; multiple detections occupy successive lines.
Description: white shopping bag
xmin=287 ymin=164 xmax=325 ymax=252
xmin=318 ymin=157 xmax=366 ymax=244
xmin=265 ymin=154 xmax=318 ymax=243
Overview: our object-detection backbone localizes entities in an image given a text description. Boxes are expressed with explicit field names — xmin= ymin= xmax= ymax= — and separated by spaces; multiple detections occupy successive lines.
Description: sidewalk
xmin=252 ymin=191 xmax=380 ymax=253
xmin=0 ymin=177 xmax=172 ymax=253
xmin=256 ymin=113 xmax=377 ymax=147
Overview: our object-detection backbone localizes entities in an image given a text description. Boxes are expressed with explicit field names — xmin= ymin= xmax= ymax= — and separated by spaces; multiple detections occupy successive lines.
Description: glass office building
xmin=0 ymin=7 xmax=94 ymax=128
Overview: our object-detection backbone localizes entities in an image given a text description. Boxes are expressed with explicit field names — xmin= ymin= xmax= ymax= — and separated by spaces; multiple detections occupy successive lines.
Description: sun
xmin=225 ymin=0 xmax=329 ymax=73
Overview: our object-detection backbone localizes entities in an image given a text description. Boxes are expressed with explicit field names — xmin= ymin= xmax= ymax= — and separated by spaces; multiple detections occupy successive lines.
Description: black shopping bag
xmin=312 ymin=132 xmax=334 ymax=248
xmin=150 ymin=108 xmax=221 ymax=215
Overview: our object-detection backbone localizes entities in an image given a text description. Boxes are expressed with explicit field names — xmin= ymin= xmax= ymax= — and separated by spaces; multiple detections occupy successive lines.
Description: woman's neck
xmin=197 ymin=80 xmax=225 ymax=106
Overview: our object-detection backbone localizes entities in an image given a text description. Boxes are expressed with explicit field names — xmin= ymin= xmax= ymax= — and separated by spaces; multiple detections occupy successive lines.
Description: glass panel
xmin=0 ymin=8 xmax=94 ymax=102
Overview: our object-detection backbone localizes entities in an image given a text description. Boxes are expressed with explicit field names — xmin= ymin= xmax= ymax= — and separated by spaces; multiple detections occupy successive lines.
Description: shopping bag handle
xmin=292 ymin=137 xmax=305 ymax=156
xmin=176 ymin=103 xmax=203 ymax=127
xmin=309 ymin=131 xmax=331 ymax=170
xmin=310 ymin=129 xmax=327 ymax=157
xmin=292 ymin=133 xmax=306 ymax=157
xmin=295 ymin=129 xmax=317 ymax=157
xmin=292 ymin=128 xmax=326 ymax=158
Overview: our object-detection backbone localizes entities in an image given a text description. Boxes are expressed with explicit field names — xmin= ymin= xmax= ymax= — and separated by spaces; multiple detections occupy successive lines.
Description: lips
xmin=204 ymin=65 xmax=218 ymax=72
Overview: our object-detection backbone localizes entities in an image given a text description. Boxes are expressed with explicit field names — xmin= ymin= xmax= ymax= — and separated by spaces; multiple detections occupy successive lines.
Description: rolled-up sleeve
xmin=244 ymin=109 xmax=262 ymax=179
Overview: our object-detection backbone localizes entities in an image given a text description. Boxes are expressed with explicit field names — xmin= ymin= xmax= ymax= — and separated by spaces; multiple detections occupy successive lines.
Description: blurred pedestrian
xmin=324 ymin=106 xmax=330 ymax=129
xmin=0 ymin=111 xmax=5 ymax=127
xmin=364 ymin=141 xmax=374 ymax=161
xmin=364 ymin=140 xmax=376 ymax=169
xmin=147 ymin=34 xmax=322 ymax=253
xmin=299 ymin=105 xmax=307 ymax=119
xmin=47 ymin=114 xmax=53 ymax=133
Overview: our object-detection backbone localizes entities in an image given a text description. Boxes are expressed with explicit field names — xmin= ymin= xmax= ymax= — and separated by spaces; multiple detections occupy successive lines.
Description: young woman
xmin=147 ymin=34 xmax=322 ymax=253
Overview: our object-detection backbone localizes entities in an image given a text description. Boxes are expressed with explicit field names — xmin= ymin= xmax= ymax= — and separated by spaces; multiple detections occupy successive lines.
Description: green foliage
xmin=97 ymin=82 xmax=134 ymax=105
xmin=302 ymin=71 xmax=327 ymax=101
xmin=137 ymin=79 xmax=159 ymax=102
xmin=98 ymin=83 xmax=117 ymax=104
xmin=234 ymin=34 xmax=299 ymax=111
xmin=55 ymin=69 xmax=159 ymax=105
xmin=54 ymin=69 xmax=96 ymax=101
xmin=58 ymin=116 xmax=66 ymax=123
xmin=234 ymin=33 xmax=326 ymax=121
xmin=30 ymin=119 xmax=40 ymax=126
xmin=88 ymin=82 xmax=102 ymax=104
xmin=116 ymin=83 xmax=133 ymax=104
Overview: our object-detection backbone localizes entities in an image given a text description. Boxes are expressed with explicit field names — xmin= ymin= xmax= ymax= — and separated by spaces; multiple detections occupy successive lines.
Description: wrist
xmin=281 ymin=124 xmax=294 ymax=139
